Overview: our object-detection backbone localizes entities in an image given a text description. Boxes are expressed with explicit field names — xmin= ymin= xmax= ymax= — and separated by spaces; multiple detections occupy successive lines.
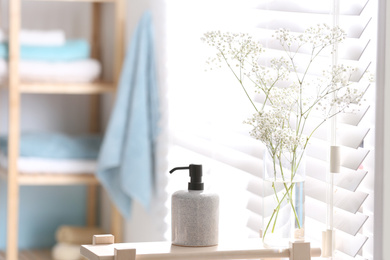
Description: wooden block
xmin=290 ymin=241 xmax=311 ymax=260
xmin=93 ymin=234 xmax=115 ymax=245
xmin=115 ymin=248 xmax=136 ymax=260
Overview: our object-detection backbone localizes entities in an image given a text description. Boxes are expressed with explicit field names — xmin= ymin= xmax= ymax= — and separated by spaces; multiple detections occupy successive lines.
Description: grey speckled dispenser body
xmin=172 ymin=190 xmax=219 ymax=247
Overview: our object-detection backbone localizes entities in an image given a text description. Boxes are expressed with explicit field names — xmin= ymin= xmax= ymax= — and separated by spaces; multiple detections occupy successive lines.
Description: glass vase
xmin=261 ymin=149 xmax=306 ymax=248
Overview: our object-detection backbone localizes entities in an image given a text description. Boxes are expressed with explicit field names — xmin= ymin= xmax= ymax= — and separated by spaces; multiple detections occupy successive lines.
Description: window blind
xmin=163 ymin=0 xmax=376 ymax=259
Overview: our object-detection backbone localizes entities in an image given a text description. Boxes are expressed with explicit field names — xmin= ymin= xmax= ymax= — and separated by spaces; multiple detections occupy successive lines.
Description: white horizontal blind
xmin=245 ymin=1 xmax=375 ymax=259
xmin=163 ymin=0 xmax=375 ymax=258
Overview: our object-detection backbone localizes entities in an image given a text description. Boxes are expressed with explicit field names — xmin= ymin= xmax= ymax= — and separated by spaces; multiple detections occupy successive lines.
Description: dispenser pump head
xmin=170 ymin=164 xmax=204 ymax=190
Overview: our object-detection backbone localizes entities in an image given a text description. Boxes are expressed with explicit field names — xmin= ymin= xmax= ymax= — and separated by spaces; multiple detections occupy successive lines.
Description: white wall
xmin=376 ymin=0 xmax=390 ymax=259
xmin=382 ymin=1 xmax=390 ymax=257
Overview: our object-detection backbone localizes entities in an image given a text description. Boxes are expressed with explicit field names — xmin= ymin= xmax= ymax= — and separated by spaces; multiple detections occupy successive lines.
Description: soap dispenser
xmin=170 ymin=164 xmax=219 ymax=247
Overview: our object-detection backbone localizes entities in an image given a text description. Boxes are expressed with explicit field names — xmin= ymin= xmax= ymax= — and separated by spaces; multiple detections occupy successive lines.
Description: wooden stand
xmin=81 ymin=235 xmax=321 ymax=260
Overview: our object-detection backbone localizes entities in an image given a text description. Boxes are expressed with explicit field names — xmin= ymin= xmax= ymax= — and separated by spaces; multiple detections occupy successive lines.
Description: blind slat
xmin=245 ymin=159 xmax=368 ymax=194
xmin=255 ymin=32 xmax=370 ymax=61
xmin=247 ymin=194 xmax=368 ymax=237
xmin=336 ymin=232 xmax=368 ymax=257
xmin=306 ymin=198 xmax=368 ymax=236
xmin=338 ymin=104 xmax=370 ymax=126
xmin=248 ymin=50 xmax=370 ymax=81
xmin=306 ymin=159 xmax=368 ymax=191
xmin=306 ymin=177 xmax=368 ymax=214
xmin=303 ymin=218 xmax=367 ymax=257
xmin=171 ymin=131 xmax=262 ymax=176
xmin=338 ymin=126 xmax=370 ymax=149
xmin=254 ymin=11 xmax=370 ymax=38
xmin=255 ymin=0 xmax=368 ymax=16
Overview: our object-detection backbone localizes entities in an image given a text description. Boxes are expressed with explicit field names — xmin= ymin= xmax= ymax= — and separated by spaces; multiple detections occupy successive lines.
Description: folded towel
xmin=19 ymin=29 xmax=66 ymax=46
xmin=0 ymin=29 xmax=66 ymax=46
xmin=0 ymin=39 xmax=90 ymax=61
xmin=52 ymin=243 xmax=86 ymax=260
xmin=0 ymin=58 xmax=101 ymax=83
xmin=0 ymin=152 xmax=97 ymax=173
xmin=56 ymin=226 xmax=106 ymax=244
xmin=97 ymin=11 xmax=160 ymax=217
xmin=0 ymin=133 xmax=101 ymax=159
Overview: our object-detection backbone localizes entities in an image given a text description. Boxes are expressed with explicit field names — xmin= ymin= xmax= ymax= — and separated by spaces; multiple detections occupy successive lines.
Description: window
xmin=161 ymin=0 xmax=376 ymax=259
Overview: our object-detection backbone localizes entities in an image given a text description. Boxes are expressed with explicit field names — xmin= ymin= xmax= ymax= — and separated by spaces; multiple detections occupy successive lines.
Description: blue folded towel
xmin=97 ymin=11 xmax=160 ymax=218
xmin=0 ymin=40 xmax=90 ymax=61
xmin=0 ymin=133 xmax=101 ymax=159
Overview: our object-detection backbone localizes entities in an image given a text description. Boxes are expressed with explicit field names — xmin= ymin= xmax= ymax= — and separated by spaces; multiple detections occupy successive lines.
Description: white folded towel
xmin=0 ymin=152 xmax=97 ymax=174
xmin=0 ymin=29 xmax=66 ymax=46
xmin=0 ymin=59 xmax=101 ymax=83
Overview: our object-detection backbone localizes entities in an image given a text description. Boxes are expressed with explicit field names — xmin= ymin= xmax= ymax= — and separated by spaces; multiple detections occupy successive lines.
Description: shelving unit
xmin=3 ymin=0 xmax=125 ymax=259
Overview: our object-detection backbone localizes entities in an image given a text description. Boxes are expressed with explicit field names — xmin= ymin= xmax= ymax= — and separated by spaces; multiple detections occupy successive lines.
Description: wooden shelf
xmin=1 ymin=81 xmax=116 ymax=94
xmin=81 ymin=236 xmax=322 ymax=260
xmin=0 ymin=249 xmax=52 ymax=260
xmin=18 ymin=173 xmax=99 ymax=185
xmin=19 ymin=81 xmax=116 ymax=94
xmin=25 ymin=0 xmax=116 ymax=3
xmin=0 ymin=168 xmax=99 ymax=185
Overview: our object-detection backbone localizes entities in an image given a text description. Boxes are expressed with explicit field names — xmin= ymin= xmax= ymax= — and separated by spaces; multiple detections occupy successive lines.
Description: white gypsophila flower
xmin=274 ymin=24 xmax=345 ymax=56
xmin=313 ymin=64 xmax=364 ymax=118
xmin=245 ymin=110 xmax=305 ymax=153
xmin=204 ymin=24 xmax=366 ymax=156
xmin=249 ymin=57 xmax=292 ymax=98
xmin=303 ymin=23 xmax=345 ymax=48
xmin=268 ymin=84 xmax=299 ymax=110
xmin=202 ymin=31 xmax=264 ymax=71
xmin=331 ymin=64 xmax=356 ymax=86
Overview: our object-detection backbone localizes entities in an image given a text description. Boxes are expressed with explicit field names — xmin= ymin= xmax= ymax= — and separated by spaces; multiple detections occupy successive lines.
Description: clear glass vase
xmin=261 ymin=149 xmax=306 ymax=248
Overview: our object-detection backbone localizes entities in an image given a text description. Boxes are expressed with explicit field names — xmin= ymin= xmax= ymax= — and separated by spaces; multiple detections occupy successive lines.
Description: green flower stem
xmin=220 ymin=52 xmax=258 ymax=113
xmin=271 ymin=182 xmax=281 ymax=233
xmin=284 ymin=182 xmax=301 ymax=229
xmin=262 ymin=153 xmax=302 ymax=242
xmin=279 ymin=153 xmax=301 ymax=230
xmin=272 ymin=210 xmax=280 ymax=233
xmin=262 ymin=181 xmax=295 ymax=241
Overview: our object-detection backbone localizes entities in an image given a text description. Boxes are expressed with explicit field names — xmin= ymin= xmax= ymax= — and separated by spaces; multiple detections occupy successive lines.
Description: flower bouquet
xmin=203 ymin=24 xmax=366 ymax=247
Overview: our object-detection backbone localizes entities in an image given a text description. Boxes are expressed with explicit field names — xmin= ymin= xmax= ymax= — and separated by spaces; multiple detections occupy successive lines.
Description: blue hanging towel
xmin=96 ymin=11 xmax=160 ymax=218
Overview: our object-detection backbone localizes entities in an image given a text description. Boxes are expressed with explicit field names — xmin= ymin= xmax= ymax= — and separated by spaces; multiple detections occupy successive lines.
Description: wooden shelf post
xmin=7 ymin=0 xmax=21 ymax=259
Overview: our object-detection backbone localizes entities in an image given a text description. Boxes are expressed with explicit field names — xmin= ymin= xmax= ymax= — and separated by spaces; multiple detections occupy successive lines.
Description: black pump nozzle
xmin=170 ymin=164 xmax=204 ymax=190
